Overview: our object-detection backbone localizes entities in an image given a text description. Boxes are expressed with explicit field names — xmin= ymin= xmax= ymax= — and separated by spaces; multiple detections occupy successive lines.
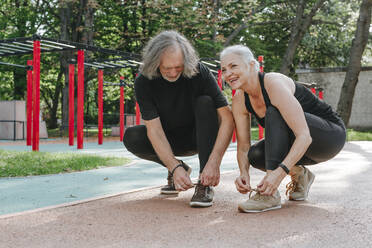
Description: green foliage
xmin=0 ymin=0 xmax=369 ymax=129
xmin=0 ymin=149 xmax=131 ymax=177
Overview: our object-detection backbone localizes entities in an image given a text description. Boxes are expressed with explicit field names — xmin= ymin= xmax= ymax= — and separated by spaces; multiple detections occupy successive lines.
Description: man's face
xmin=159 ymin=47 xmax=184 ymax=82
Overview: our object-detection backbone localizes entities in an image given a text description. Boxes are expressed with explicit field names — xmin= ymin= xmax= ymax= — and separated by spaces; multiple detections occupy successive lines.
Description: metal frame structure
xmin=1 ymin=34 xmax=242 ymax=150
xmin=0 ymin=34 xmax=141 ymax=151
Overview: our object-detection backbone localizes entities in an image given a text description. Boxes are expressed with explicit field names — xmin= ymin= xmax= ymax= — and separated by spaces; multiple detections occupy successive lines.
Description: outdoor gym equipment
xmin=0 ymin=34 xmax=141 ymax=151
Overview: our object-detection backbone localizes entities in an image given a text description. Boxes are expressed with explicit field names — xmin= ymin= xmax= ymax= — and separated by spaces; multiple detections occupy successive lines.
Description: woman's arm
xmin=258 ymin=73 xmax=312 ymax=195
xmin=232 ymin=90 xmax=253 ymax=194
xmin=265 ymin=73 xmax=312 ymax=171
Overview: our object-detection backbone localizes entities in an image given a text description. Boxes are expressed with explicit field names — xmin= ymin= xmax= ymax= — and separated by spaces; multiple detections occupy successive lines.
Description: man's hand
xmin=173 ymin=166 xmax=193 ymax=191
xmin=235 ymin=173 xmax=251 ymax=194
xmin=200 ymin=159 xmax=220 ymax=186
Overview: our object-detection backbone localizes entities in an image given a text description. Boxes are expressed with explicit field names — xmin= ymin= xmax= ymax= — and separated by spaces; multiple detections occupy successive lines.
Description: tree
xmin=279 ymin=0 xmax=327 ymax=75
xmin=337 ymin=0 xmax=372 ymax=126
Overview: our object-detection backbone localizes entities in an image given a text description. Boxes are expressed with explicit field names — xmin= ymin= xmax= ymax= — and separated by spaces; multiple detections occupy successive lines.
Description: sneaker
xmin=238 ymin=190 xmax=281 ymax=213
xmin=160 ymin=161 xmax=192 ymax=195
xmin=189 ymin=181 xmax=214 ymax=207
xmin=286 ymin=166 xmax=315 ymax=201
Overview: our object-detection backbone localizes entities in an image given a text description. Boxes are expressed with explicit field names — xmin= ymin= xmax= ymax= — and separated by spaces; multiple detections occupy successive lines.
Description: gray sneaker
xmin=160 ymin=161 xmax=192 ymax=195
xmin=238 ymin=190 xmax=281 ymax=213
xmin=190 ymin=181 xmax=214 ymax=207
xmin=286 ymin=166 xmax=315 ymax=201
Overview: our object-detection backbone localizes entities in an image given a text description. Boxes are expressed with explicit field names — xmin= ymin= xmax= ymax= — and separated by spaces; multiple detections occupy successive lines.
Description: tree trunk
xmin=337 ymin=0 xmax=372 ymax=127
xmin=60 ymin=2 xmax=72 ymax=131
xmin=279 ymin=0 xmax=326 ymax=75
xmin=13 ymin=0 xmax=28 ymax=100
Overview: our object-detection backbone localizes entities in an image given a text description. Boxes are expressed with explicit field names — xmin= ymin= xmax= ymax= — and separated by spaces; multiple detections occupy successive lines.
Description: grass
xmin=1 ymin=127 xmax=371 ymax=178
xmin=48 ymin=128 xmax=113 ymax=138
xmin=346 ymin=129 xmax=372 ymax=141
xmin=0 ymin=150 xmax=131 ymax=177
xmin=250 ymin=127 xmax=372 ymax=141
xmin=50 ymin=127 xmax=372 ymax=141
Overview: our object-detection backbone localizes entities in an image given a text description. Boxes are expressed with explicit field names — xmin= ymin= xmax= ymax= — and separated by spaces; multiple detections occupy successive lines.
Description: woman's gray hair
xmin=140 ymin=30 xmax=199 ymax=79
xmin=220 ymin=45 xmax=259 ymax=72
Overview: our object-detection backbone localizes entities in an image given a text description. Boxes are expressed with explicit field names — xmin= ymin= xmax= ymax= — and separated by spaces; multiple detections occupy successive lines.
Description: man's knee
xmin=123 ymin=125 xmax=147 ymax=152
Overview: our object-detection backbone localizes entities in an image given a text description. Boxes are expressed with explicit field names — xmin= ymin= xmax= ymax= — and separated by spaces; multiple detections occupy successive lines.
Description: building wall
xmin=296 ymin=67 xmax=372 ymax=129
xmin=0 ymin=100 xmax=48 ymax=140
xmin=0 ymin=101 xmax=26 ymax=139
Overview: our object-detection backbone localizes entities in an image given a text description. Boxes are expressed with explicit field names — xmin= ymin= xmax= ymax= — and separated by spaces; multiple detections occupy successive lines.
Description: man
xmin=123 ymin=30 xmax=234 ymax=207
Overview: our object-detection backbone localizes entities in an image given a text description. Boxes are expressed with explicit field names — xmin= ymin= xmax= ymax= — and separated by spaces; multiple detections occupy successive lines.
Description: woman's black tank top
xmin=244 ymin=72 xmax=342 ymax=127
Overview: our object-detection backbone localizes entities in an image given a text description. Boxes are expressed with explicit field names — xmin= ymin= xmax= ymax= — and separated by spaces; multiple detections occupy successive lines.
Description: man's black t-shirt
xmin=135 ymin=63 xmax=228 ymax=131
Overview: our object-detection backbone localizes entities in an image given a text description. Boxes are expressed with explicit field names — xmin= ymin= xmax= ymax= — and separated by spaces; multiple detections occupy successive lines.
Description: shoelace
xmin=285 ymin=174 xmax=298 ymax=196
xmin=248 ymin=188 xmax=259 ymax=199
xmin=249 ymin=188 xmax=269 ymax=201
xmin=193 ymin=183 xmax=210 ymax=198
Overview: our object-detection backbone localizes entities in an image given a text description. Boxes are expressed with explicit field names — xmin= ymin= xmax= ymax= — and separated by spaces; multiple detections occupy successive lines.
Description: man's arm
xmin=145 ymin=117 xmax=194 ymax=191
xmin=200 ymin=105 xmax=234 ymax=186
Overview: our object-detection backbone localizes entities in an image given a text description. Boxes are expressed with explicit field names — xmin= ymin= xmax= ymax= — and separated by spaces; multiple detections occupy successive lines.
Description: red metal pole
xmin=98 ymin=69 xmax=103 ymax=145
xmin=311 ymin=88 xmax=316 ymax=95
xmin=258 ymin=55 xmax=264 ymax=140
xmin=120 ymin=76 xmax=125 ymax=141
xmin=232 ymin=89 xmax=237 ymax=143
xmin=135 ymin=73 xmax=140 ymax=125
xmin=217 ymin=69 xmax=222 ymax=89
xmin=32 ymin=40 xmax=40 ymax=151
xmin=319 ymin=89 xmax=323 ymax=100
xmin=68 ymin=64 xmax=75 ymax=146
xmin=26 ymin=60 xmax=33 ymax=146
xmin=136 ymin=102 xmax=140 ymax=125
xmin=77 ymin=50 xmax=84 ymax=149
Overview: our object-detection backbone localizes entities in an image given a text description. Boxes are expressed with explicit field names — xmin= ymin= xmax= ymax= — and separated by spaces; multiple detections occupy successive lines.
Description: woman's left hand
xmin=257 ymin=168 xmax=287 ymax=196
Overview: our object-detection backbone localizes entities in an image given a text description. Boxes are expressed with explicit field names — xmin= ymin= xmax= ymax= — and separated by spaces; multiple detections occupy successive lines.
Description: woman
xmin=220 ymin=45 xmax=346 ymax=213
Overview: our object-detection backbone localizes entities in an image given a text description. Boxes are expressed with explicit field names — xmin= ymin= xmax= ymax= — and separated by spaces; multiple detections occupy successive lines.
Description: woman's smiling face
xmin=220 ymin=53 xmax=250 ymax=90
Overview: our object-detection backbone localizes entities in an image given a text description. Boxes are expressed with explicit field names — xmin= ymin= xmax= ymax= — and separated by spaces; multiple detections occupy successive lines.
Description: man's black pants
xmin=123 ymin=96 xmax=219 ymax=173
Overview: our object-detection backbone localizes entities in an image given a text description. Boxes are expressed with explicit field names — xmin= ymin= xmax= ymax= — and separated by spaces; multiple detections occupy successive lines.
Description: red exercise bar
xmin=135 ymin=73 xmax=141 ymax=125
xmin=258 ymin=55 xmax=264 ymax=140
xmin=77 ymin=50 xmax=84 ymax=149
xmin=26 ymin=60 xmax=33 ymax=146
xmin=311 ymin=88 xmax=316 ymax=95
xmin=68 ymin=64 xmax=75 ymax=146
xmin=319 ymin=90 xmax=323 ymax=100
xmin=136 ymin=102 xmax=140 ymax=125
xmin=120 ymin=76 xmax=125 ymax=141
xmin=98 ymin=70 xmax=103 ymax=145
xmin=217 ymin=69 xmax=222 ymax=89
xmin=32 ymin=40 xmax=40 ymax=151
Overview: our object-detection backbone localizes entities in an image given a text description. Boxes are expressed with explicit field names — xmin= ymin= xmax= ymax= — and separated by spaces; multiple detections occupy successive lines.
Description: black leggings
xmin=249 ymin=106 xmax=346 ymax=171
xmin=123 ymin=96 xmax=219 ymax=173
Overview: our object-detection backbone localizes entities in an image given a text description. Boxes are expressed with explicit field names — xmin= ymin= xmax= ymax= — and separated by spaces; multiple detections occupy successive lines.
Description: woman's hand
xmin=235 ymin=173 xmax=252 ymax=194
xmin=257 ymin=168 xmax=287 ymax=196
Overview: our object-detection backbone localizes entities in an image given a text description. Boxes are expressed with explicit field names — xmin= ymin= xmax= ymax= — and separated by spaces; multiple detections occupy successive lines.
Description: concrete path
xmin=0 ymin=141 xmax=372 ymax=247
xmin=0 ymin=141 xmax=238 ymax=216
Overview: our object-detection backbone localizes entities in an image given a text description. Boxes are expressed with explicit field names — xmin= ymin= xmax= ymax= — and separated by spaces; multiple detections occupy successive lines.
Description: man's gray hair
xmin=140 ymin=30 xmax=199 ymax=79
xmin=220 ymin=45 xmax=259 ymax=72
